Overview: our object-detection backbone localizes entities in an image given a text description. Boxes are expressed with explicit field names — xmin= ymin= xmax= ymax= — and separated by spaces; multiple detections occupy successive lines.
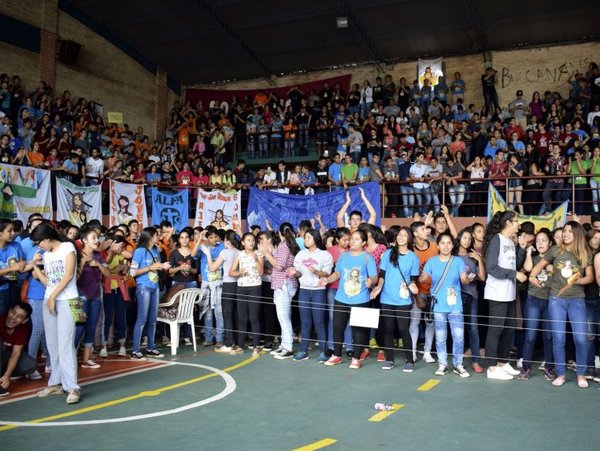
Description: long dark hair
xmin=454 ymin=227 xmax=474 ymax=255
xmin=484 ymin=210 xmax=517 ymax=255
xmin=389 ymin=226 xmax=413 ymax=267
xmin=334 ymin=227 xmax=350 ymax=245
xmin=304 ymin=229 xmax=325 ymax=250
xmin=30 ymin=222 xmax=66 ymax=243
xmin=224 ymin=229 xmax=241 ymax=249
xmin=279 ymin=222 xmax=300 ymax=255
xmin=358 ymin=223 xmax=387 ymax=246
xmin=137 ymin=227 xmax=157 ymax=249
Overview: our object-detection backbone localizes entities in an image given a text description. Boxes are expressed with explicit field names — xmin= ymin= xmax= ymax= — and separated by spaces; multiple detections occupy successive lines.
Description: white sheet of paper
xmin=349 ymin=307 xmax=380 ymax=329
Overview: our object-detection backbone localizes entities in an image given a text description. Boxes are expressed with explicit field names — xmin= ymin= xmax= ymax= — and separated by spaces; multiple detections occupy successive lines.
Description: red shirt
xmin=0 ymin=315 xmax=29 ymax=352
xmin=533 ymin=131 xmax=552 ymax=156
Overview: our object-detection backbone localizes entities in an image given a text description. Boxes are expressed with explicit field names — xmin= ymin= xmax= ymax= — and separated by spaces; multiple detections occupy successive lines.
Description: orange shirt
xmin=254 ymin=93 xmax=268 ymax=106
xmin=28 ymin=151 xmax=44 ymax=167
xmin=415 ymin=241 xmax=439 ymax=295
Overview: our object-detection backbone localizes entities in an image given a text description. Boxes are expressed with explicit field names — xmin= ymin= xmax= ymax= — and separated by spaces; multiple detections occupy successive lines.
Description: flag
xmin=0 ymin=163 xmax=52 ymax=223
xmin=108 ymin=180 xmax=148 ymax=228
xmin=56 ymin=178 xmax=102 ymax=226
xmin=194 ymin=189 xmax=242 ymax=235
xmin=151 ymin=188 xmax=189 ymax=232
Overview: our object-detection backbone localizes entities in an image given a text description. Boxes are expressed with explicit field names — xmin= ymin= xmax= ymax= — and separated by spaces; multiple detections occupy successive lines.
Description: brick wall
xmin=0 ymin=42 xmax=39 ymax=89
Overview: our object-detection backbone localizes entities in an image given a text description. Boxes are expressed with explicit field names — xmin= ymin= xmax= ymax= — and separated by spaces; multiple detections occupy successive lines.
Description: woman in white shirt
xmin=360 ymin=80 xmax=373 ymax=120
xmin=31 ymin=223 xmax=80 ymax=404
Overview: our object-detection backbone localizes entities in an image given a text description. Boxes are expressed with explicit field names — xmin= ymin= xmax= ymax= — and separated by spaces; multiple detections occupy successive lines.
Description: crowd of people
xmin=2 ymin=203 xmax=600 ymax=405
xmin=2 ymin=65 xmax=600 ymax=219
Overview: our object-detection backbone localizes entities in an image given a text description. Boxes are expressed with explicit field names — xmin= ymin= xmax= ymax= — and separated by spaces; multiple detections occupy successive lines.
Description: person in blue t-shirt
xmin=319 ymin=229 xmax=377 ymax=369
xmin=370 ymin=227 xmax=420 ymax=371
xmin=130 ymin=227 xmax=171 ymax=360
xmin=0 ymin=219 xmax=25 ymax=315
xmin=421 ymin=232 xmax=471 ymax=378
xmin=328 ymin=152 xmax=344 ymax=190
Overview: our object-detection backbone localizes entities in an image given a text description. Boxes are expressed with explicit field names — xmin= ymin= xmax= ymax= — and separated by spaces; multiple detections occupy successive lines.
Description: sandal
xmin=37 ymin=386 xmax=64 ymax=397
xmin=551 ymin=376 xmax=566 ymax=387
xmin=577 ymin=376 xmax=589 ymax=389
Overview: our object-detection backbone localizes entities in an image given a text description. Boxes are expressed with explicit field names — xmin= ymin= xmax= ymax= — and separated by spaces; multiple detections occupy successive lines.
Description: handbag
xmin=67 ymin=297 xmax=87 ymax=323
xmin=429 ymin=256 xmax=454 ymax=309
xmin=397 ymin=263 xmax=424 ymax=309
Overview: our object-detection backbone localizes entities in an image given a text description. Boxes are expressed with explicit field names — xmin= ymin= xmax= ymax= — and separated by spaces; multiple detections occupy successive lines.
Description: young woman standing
xmin=31 ymin=223 xmax=80 ymax=404
xmin=370 ymin=227 xmax=419 ymax=371
xmin=169 ymin=229 xmax=198 ymax=288
xmin=421 ymin=233 xmax=472 ymax=378
xmin=75 ymin=227 xmax=110 ymax=369
xmin=130 ymin=227 xmax=171 ymax=360
xmin=319 ymin=230 xmax=378 ymax=369
xmin=0 ymin=219 xmax=25 ymax=315
xmin=288 ymin=230 xmax=333 ymax=362
xmin=229 ymin=233 xmax=264 ymax=358
xmin=529 ymin=221 xmax=593 ymax=387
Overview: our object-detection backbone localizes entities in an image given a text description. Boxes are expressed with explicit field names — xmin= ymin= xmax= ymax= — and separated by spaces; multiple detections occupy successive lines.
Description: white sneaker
xmin=595 ymin=356 xmax=600 ymax=369
xmin=453 ymin=365 xmax=470 ymax=378
xmin=487 ymin=368 xmax=514 ymax=380
xmin=423 ymin=352 xmax=436 ymax=364
xmin=499 ymin=363 xmax=520 ymax=376
xmin=44 ymin=365 xmax=52 ymax=374
xmin=118 ymin=347 xmax=127 ymax=357
xmin=516 ymin=358 xmax=523 ymax=369
xmin=27 ymin=370 xmax=43 ymax=380
xmin=183 ymin=338 xmax=192 ymax=346
xmin=270 ymin=346 xmax=283 ymax=356
xmin=99 ymin=347 xmax=108 ymax=358
xmin=538 ymin=361 xmax=546 ymax=370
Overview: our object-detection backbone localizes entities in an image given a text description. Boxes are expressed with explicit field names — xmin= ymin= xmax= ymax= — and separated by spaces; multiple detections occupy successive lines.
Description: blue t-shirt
xmin=422 ymin=256 xmax=466 ymax=313
xmin=358 ymin=166 xmax=370 ymax=181
xmin=0 ymin=241 xmax=24 ymax=291
xmin=200 ymin=243 xmax=224 ymax=282
xmin=26 ymin=244 xmax=45 ymax=300
xmin=132 ymin=246 xmax=161 ymax=288
xmin=334 ymin=251 xmax=377 ymax=305
xmin=379 ymin=249 xmax=420 ymax=306
xmin=328 ymin=162 xmax=343 ymax=183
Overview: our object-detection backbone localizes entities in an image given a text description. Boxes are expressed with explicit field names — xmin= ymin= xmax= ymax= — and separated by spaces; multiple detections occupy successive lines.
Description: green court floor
xmin=1 ymin=346 xmax=598 ymax=451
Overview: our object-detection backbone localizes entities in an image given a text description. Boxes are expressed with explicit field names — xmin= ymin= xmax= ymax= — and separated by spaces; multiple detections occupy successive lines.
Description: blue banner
xmin=151 ymin=188 xmax=189 ymax=232
xmin=246 ymin=182 xmax=381 ymax=231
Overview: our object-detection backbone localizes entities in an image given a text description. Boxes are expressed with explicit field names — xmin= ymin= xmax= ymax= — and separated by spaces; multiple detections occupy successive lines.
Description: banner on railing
xmin=56 ymin=178 xmax=102 ymax=227
xmin=246 ymin=183 xmax=381 ymax=231
xmin=194 ymin=189 xmax=242 ymax=234
xmin=151 ymin=188 xmax=189 ymax=233
xmin=488 ymin=185 xmax=568 ymax=231
xmin=418 ymin=57 xmax=443 ymax=88
xmin=108 ymin=180 xmax=148 ymax=228
xmin=0 ymin=164 xmax=52 ymax=223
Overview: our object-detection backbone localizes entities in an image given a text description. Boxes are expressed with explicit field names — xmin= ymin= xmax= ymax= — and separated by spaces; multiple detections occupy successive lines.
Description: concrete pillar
xmin=39 ymin=0 xmax=59 ymax=88
xmin=155 ymin=67 xmax=168 ymax=140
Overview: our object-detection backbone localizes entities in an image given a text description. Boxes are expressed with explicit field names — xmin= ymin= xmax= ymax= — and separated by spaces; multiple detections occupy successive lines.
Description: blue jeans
xmin=103 ymin=289 xmax=127 ymax=345
xmin=75 ymin=296 xmax=102 ymax=348
xmin=28 ymin=298 xmax=47 ymax=359
xmin=462 ymin=293 xmax=480 ymax=362
xmin=400 ymin=185 xmax=414 ymax=218
xmin=522 ymin=295 xmax=553 ymax=370
xmin=200 ymin=281 xmax=223 ymax=343
xmin=586 ymin=299 xmax=600 ymax=368
xmin=548 ymin=296 xmax=588 ymax=376
xmin=327 ymin=287 xmax=353 ymax=351
xmin=434 ymin=311 xmax=464 ymax=367
xmin=590 ymin=178 xmax=600 ymax=213
xmin=298 ymin=289 xmax=327 ymax=353
xmin=413 ymin=186 xmax=431 ymax=215
xmin=133 ymin=285 xmax=160 ymax=353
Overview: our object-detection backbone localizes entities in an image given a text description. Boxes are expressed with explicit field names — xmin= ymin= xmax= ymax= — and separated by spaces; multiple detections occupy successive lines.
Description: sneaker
xmin=263 ymin=342 xmax=274 ymax=352
xmin=381 ymin=361 xmax=395 ymax=370
xmin=37 ymin=385 xmax=64 ymax=397
xmin=567 ymin=360 xmax=577 ymax=372
xmin=99 ymin=347 xmax=108 ymax=358
xmin=141 ymin=337 xmax=148 ymax=347
xmin=130 ymin=352 xmax=146 ymax=361
xmin=270 ymin=347 xmax=283 ymax=356
xmin=435 ymin=365 xmax=448 ymax=376
xmin=202 ymin=341 xmax=213 ymax=347
xmin=518 ymin=368 xmax=531 ymax=381
xmin=499 ymin=362 xmax=520 ymax=376
xmin=44 ymin=365 xmax=52 ymax=374
xmin=346 ymin=350 xmax=355 ymax=358
xmin=229 ymin=347 xmax=244 ymax=355
xmin=359 ymin=349 xmax=370 ymax=361
xmin=274 ymin=350 xmax=294 ymax=360
xmin=403 ymin=362 xmax=415 ymax=373
xmin=293 ymin=352 xmax=309 ymax=362
xmin=251 ymin=348 xmax=261 ymax=358
xmin=543 ymin=367 xmax=557 ymax=381
xmin=471 ymin=362 xmax=483 ymax=374
xmin=584 ymin=368 xmax=596 ymax=380
xmin=118 ymin=347 xmax=127 ymax=357
xmin=349 ymin=358 xmax=362 ymax=369
xmin=369 ymin=338 xmax=378 ymax=349
xmin=538 ymin=361 xmax=546 ymax=370
xmin=215 ymin=342 xmax=223 ymax=348
xmin=317 ymin=353 xmax=328 ymax=364
xmin=453 ymin=365 xmax=470 ymax=378
xmin=215 ymin=345 xmax=232 ymax=353
xmin=487 ymin=367 xmax=513 ymax=380
xmin=516 ymin=358 xmax=523 ymax=369
xmin=183 ymin=338 xmax=192 ymax=346
xmin=324 ymin=356 xmax=343 ymax=366
xmin=595 ymin=356 xmax=600 ymax=369
xmin=377 ymin=350 xmax=386 ymax=362
xmin=0 ymin=386 xmax=9 ymax=397
xmin=423 ymin=352 xmax=436 ymax=364
xmin=145 ymin=349 xmax=165 ymax=358
xmin=162 ymin=336 xmax=171 ymax=346
xmin=325 ymin=348 xmax=334 ymax=358
xmin=27 ymin=369 xmax=43 ymax=380
xmin=81 ymin=360 xmax=101 ymax=369
xmin=66 ymin=389 xmax=80 ymax=404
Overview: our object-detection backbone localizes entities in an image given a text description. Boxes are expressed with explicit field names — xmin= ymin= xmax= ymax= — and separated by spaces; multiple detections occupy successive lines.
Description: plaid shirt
xmin=271 ymin=241 xmax=298 ymax=290
xmin=546 ymin=155 xmax=566 ymax=183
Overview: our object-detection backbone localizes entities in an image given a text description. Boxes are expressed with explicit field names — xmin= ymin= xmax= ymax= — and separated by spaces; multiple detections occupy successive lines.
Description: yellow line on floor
xmin=368 ymin=403 xmax=404 ymax=422
xmin=292 ymin=438 xmax=337 ymax=451
xmin=0 ymin=355 xmax=258 ymax=432
xmin=416 ymin=379 xmax=440 ymax=392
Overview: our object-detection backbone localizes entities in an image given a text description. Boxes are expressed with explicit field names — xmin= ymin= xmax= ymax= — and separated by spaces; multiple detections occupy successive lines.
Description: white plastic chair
xmin=157 ymin=288 xmax=202 ymax=355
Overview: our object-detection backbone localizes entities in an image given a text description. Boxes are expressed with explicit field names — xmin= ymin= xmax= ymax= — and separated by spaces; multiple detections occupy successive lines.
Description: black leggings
xmin=484 ymin=300 xmax=516 ymax=366
xmin=236 ymin=285 xmax=262 ymax=348
xmin=381 ymin=304 xmax=413 ymax=363
xmin=222 ymin=282 xmax=237 ymax=347
xmin=333 ymin=300 xmax=369 ymax=357
xmin=261 ymin=281 xmax=279 ymax=340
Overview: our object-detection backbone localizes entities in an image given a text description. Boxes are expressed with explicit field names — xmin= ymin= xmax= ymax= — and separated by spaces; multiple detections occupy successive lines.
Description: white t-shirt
xmin=293 ymin=248 xmax=333 ymax=290
xmin=85 ymin=156 xmax=105 ymax=178
xmin=410 ymin=163 xmax=431 ymax=189
xmin=43 ymin=241 xmax=79 ymax=300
